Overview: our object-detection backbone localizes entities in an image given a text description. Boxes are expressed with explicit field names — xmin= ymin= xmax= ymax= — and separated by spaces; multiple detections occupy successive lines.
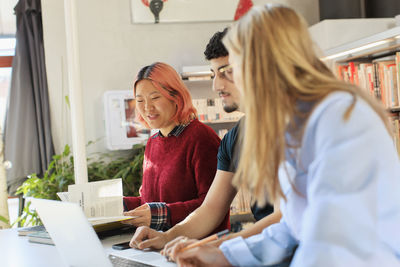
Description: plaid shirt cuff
xmin=148 ymin=202 xmax=170 ymax=231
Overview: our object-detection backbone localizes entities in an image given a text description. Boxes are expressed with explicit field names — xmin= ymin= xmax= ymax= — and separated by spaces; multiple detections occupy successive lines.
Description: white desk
xmin=0 ymin=228 xmax=175 ymax=267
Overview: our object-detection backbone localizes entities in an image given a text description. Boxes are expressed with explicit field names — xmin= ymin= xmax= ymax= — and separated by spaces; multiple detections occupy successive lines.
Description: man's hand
xmin=129 ymin=226 xmax=168 ymax=250
xmin=123 ymin=204 xmax=151 ymax=227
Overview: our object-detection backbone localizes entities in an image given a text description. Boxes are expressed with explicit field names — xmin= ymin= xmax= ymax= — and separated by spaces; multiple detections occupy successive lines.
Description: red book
xmin=349 ymin=62 xmax=356 ymax=84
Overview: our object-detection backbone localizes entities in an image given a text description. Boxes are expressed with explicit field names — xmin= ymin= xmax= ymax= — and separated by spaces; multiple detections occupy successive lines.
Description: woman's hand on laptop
xmin=174 ymin=241 xmax=231 ymax=267
xmin=162 ymin=236 xmax=193 ymax=260
xmin=129 ymin=226 xmax=168 ymax=250
xmin=162 ymin=237 xmax=231 ymax=266
xmin=123 ymin=204 xmax=151 ymax=227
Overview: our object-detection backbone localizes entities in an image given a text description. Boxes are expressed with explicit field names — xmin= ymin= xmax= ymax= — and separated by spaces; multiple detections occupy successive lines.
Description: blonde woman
xmin=174 ymin=4 xmax=400 ymax=267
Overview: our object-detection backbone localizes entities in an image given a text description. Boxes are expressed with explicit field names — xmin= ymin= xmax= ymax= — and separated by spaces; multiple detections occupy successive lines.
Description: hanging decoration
xmin=141 ymin=0 xmax=168 ymax=23
xmin=234 ymin=0 xmax=253 ymax=20
xmin=132 ymin=0 xmax=241 ymax=24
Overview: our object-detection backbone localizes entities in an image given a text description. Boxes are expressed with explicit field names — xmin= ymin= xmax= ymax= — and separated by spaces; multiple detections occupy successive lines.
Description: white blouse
xmin=220 ymin=92 xmax=400 ymax=267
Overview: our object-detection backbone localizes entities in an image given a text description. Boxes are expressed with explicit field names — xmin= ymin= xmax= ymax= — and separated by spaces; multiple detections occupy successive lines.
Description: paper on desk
xmin=68 ymin=178 xmax=124 ymax=218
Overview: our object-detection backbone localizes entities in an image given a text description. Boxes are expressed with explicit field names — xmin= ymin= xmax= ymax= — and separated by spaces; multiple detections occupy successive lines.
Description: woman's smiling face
xmin=135 ymin=79 xmax=177 ymax=136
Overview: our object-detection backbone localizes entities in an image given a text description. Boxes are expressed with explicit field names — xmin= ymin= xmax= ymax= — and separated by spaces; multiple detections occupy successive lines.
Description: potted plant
xmin=15 ymin=143 xmax=145 ymax=227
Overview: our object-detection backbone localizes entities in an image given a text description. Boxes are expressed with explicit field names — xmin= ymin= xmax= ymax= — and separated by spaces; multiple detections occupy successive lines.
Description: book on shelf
xmin=390 ymin=113 xmax=400 ymax=157
xmin=192 ymin=97 xmax=244 ymax=123
xmin=27 ymin=230 xmax=54 ymax=245
xmin=335 ymin=52 xmax=400 ymax=109
xmin=230 ymin=185 xmax=252 ymax=215
xmin=395 ymin=120 xmax=400 ymax=157
xmin=17 ymin=225 xmax=46 ymax=236
xmin=335 ymin=52 xmax=400 ymax=156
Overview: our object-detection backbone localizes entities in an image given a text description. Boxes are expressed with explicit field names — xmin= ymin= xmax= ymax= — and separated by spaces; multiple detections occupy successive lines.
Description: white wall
xmin=0 ymin=0 xmax=18 ymax=35
xmin=41 ymin=0 xmax=319 ymax=155
xmin=264 ymin=0 xmax=320 ymax=25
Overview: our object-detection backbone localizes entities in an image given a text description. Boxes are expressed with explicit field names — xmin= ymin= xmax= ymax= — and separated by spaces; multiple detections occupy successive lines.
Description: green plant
xmin=0 ymin=215 xmax=9 ymax=224
xmin=87 ymin=144 xmax=145 ymax=196
xmin=16 ymin=145 xmax=75 ymax=200
xmin=15 ymin=145 xmax=75 ymax=226
xmin=15 ymin=143 xmax=145 ymax=227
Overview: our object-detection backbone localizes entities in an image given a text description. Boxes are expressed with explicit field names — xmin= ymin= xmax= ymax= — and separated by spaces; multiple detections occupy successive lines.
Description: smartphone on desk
xmin=112 ymin=241 xmax=131 ymax=250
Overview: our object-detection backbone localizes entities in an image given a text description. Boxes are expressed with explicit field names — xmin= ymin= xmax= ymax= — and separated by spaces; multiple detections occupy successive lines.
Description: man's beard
xmin=223 ymin=103 xmax=239 ymax=113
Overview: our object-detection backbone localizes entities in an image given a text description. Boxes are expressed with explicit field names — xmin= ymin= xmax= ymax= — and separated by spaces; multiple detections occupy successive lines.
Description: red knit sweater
xmin=124 ymin=119 xmax=230 ymax=233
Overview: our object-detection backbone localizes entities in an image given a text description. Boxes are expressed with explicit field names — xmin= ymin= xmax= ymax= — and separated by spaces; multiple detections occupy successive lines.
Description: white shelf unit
xmin=183 ymin=79 xmax=240 ymax=136
xmin=321 ymin=26 xmax=400 ymax=155
xmin=309 ymin=18 xmax=396 ymax=52
xmin=322 ymin=26 xmax=400 ymax=112
xmin=183 ymin=79 xmax=216 ymax=99
xmin=322 ymin=26 xmax=400 ymax=63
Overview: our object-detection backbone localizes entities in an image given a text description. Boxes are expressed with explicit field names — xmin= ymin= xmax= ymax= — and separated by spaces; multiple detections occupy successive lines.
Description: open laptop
xmin=31 ymin=198 xmax=176 ymax=267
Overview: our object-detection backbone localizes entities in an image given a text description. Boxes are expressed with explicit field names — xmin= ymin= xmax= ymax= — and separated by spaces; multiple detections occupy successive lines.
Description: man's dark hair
xmin=204 ymin=28 xmax=229 ymax=60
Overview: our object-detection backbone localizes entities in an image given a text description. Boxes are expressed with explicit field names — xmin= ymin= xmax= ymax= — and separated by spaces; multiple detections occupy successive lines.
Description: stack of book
xmin=17 ymin=225 xmax=45 ymax=236
xmin=17 ymin=216 xmax=135 ymax=245
xmin=27 ymin=230 xmax=53 ymax=245
xmin=18 ymin=225 xmax=53 ymax=245
xmin=19 ymin=180 xmax=137 ymax=245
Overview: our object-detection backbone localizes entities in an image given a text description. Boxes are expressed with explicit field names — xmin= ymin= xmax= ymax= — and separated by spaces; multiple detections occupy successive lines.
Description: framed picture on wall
xmin=131 ymin=0 xmax=253 ymax=24
xmin=103 ymin=90 xmax=150 ymax=150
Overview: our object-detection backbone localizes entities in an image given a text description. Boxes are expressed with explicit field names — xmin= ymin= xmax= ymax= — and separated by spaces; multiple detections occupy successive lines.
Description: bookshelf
xmin=183 ymin=79 xmax=243 ymax=139
xmin=183 ymin=78 xmax=252 ymax=223
xmin=321 ymin=26 xmax=400 ymax=156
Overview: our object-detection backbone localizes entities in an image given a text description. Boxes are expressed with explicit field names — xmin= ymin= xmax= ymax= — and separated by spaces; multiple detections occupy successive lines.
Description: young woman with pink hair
xmin=123 ymin=62 xmax=230 ymax=234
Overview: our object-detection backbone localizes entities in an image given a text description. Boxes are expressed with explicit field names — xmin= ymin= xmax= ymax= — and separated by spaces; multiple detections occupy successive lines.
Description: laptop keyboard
xmin=109 ymin=254 xmax=155 ymax=267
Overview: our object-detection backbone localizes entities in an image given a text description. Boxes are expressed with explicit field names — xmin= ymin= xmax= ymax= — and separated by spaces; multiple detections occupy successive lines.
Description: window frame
xmin=0 ymin=56 xmax=13 ymax=68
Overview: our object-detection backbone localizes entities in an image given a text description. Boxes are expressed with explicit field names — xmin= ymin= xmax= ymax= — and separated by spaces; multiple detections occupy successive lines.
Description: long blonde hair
xmin=223 ymin=4 xmax=390 ymax=205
